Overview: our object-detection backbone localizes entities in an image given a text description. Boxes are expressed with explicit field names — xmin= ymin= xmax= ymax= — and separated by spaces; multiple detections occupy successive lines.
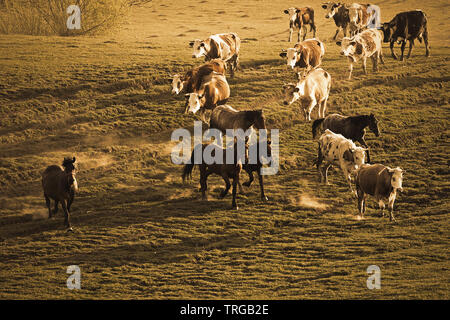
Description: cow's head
xmin=280 ymin=47 xmax=301 ymax=69
xmin=190 ymin=39 xmax=208 ymax=58
xmin=337 ymin=37 xmax=362 ymax=58
xmin=322 ymin=2 xmax=340 ymax=19
xmin=282 ymin=83 xmax=300 ymax=106
xmin=170 ymin=74 xmax=184 ymax=95
xmin=284 ymin=7 xmax=300 ymax=23
xmin=388 ymin=167 xmax=403 ymax=192
xmin=185 ymin=92 xmax=204 ymax=114
xmin=348 ymin=146 xmax=366 ymax=169
xmin=380 ymin=22 xmax=394 ymax=43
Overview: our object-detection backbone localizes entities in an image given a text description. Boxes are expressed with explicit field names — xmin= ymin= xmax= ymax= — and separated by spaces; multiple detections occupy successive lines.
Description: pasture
xmin=0 ymin=0 xmax=449 ymax=299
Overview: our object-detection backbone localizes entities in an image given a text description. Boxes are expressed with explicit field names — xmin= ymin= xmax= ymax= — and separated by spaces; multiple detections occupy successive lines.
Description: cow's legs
xmin=311 ymin=23 xmax=316 ymax=38
xmin=333 ymin=28 xmax=340 ymax=40
xmin=289 ymin=28 xmax=293 ymax=42
xmin=53 ymin=200 xmax=59 ymax=216
xmin=379 ymin=50 xmax=385 ymax=65
xmin=305 ymin=98 xmax=316 ymax=121
xmin=362 ymin=57 xmax=368 ymax=75
xmin=323 ymin=164 xmax=331 ymax=185
xmin=399 ymin=40 xmax=406 ymax=61
xmin=348 ymin=61 xmax=354 ymax=80
xmin=45 ymin=194 xmax=52 ymax=219
xmin=220 ymin=176 xmax=231 ymax=199
xmin=371 ymin=55 xmax=378 ymax=72
xmin=200 ymin=167 xmax=209 ymax=200
xmin=406 ymin=39 xmax=414 ymax=59
xmin=301 ymin=25 xmax=307 ymax=41
xmin=317 ymin=144 xmax=324 ymax=182
xmin=357 ymin=188 xmax=365 ymax=217
xmin=357 ymin=138 xmax=370 ymax=163
xmin=231 ymin=176 xmax=238 ymax=209
xmin=390 ymin=40 xmax=398 ymax=60
xmin=423 ymin=28 xmax=430 ymax=57
xmin=242 ymin=170 xmax=254 ymax=187
xmin=388 ymin=192 xmax=397 ymax=222
xmin=257 ymin=170 xmax=268 ymax=201
xmin=378 ymin=199 xmax=385 ymax=217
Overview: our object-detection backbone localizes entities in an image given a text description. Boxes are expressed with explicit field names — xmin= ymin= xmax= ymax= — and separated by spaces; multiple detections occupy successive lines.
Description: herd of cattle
xmin=42 ymin=3 xmax=431 ymax=230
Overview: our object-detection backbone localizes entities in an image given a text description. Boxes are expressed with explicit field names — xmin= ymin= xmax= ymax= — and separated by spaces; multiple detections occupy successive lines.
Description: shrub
xmin=0 ymin=0 xmax=152 ymax=36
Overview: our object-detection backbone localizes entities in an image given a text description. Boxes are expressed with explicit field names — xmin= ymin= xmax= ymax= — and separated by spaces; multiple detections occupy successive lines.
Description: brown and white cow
xmin=348 ymin=3 xmax=373 ymax=36
xmin=280 ymin=38 xmax=325 ymax=75
xmin=189 ymin=33 xmax=241 ymax=77
xmin=170 ymin=59 xmax=227 ymax=95
xmin=185 ymin=72 xmax=230 ymax=122
xmin=317 ymin=129 xmax=367 ymax=194
xmin=282 ymin=68 xmax=331 ymax=121
xmin=336 ymin=28 xmax=384 ymax=79
xmin=356 ymin=164 xmax=404 ymax=221
xmin=283 ymin=7 xmax=317 ymax=42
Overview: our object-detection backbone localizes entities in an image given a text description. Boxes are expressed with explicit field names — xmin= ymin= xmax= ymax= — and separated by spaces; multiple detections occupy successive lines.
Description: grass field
xmin=0 ymin=0 xmax=449 ymax=299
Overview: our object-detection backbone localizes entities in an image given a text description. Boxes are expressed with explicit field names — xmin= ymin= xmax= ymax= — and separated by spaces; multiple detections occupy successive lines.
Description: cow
xmin=380 ymin=10 xmax=430 ymax=61
xmin=283 ymin=7 xmax=317 ymax=42
xmin=322 ymin=2 xmax=350 ymax=40
xmin=185 ymin=72 xmax=230 ymax=122
xmin=279 ymin=38 xmax=325 ymax=76
xmin=317 ymin=129 xmax=367 ymax=194
xmin=170 ymin=59 xmax=226 ymax=95
xmin=282 ymin=68 xmax=331 ymax=121
xmin=356 ymin=164 xmax=404 ymax=221
xmin=348 ymin=3 xmax=373 ymax=36
xmin=311 ymin=113 xmax=380 ymax=163
xmin=336 ymin=28 xmax=384 ymax=79
xmin=189 ymin=33 xmax=241 ymax=77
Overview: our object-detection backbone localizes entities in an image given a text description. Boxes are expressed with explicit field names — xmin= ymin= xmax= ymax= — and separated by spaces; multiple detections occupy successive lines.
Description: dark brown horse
xmin=209 ymin=105 xmax=266 ymax=134
xmin=42 ymin=157 xmax=78 ymax=230
xmin=182 ymin=140 xmax=247 ymax=209
xmin=242 ymin=138 xmax=272 ymax=201
xmin=312 ymin=113 xmax=380 ymax=163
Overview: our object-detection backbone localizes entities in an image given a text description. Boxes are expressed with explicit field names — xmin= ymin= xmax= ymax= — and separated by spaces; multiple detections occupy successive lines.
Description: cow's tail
xmin=312 ymin=118 xmax=325 ymax=139
xmin=182 ymin=145 xmax=201 ymax=182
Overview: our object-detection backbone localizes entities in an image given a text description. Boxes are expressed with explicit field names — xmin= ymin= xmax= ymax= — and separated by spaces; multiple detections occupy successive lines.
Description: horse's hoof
xmin=261 ymin=196 xmax=268 ymax=202
xmin=66 ymin=227 xmax=74 ymax=232
xmin=233 ymin=206 xmax=239 ymax=210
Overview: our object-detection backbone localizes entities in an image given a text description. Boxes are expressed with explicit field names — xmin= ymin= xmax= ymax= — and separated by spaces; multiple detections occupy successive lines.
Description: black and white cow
xmin=317 ymin=129 xmax=367 ymax=193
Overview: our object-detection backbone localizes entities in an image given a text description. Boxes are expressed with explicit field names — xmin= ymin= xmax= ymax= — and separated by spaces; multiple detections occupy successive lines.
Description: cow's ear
xmin=72 ymin=157 xmax=76 ymax=163
xmin=294 ymin=87 xmax=300 ymax=93
xmin=336 ymin=41 xmax=342 ymax=46
xmin=189 ymin=41 xmax=194 ymax=47
xmin=321 ymin=4 xmax=327 ymax=9
xmin=296 ymin=9 xmax=301 ymax=13
xmin=284 ymin=9 xmax=289 ymax=14
xmin=279 ymin=51 xmax=287 ymax=58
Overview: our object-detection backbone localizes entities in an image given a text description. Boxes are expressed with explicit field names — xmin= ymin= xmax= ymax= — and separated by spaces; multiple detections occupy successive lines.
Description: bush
xmin=0 ymin=0 xmax=152 ymax=36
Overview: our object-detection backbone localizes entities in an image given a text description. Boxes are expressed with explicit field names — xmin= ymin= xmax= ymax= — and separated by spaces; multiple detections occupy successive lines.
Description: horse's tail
xmin=182 ymin=144 xmax=201 ymax=182
xmin=312 ymin=118 xmax=325 ymax=139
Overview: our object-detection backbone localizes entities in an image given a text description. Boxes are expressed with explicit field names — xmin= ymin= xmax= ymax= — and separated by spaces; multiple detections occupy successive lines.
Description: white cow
xmin=282 ymin=68 xmax=331 ymax=121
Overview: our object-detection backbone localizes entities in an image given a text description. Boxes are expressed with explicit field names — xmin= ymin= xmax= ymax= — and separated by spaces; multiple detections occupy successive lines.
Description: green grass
xmin=0 ymin=0 xmax=449 ymax=299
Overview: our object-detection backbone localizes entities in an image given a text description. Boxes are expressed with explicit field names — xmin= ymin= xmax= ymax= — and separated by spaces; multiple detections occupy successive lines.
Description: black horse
xmin=312 ymin=113 xmax=380 ymax=163
xmin=182 ymin=140 xmax=247 ymax=209
xmin=242 ymin=138 xmax=272 ymax=201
